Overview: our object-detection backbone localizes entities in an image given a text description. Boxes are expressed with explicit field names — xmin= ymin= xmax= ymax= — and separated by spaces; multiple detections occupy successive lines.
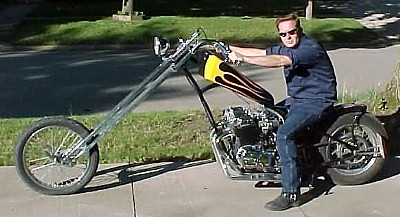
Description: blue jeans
xmin=276 ymin=111 xmax=321 ymax=193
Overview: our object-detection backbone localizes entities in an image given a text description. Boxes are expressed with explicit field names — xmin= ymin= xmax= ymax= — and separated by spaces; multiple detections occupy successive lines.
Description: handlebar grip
xmin=212 ymin=41 xmax=231 ymax=59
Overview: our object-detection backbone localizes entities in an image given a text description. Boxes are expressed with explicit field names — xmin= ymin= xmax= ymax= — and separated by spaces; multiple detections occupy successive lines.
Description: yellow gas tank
xmin=201 ymin=54 xmax=274 ymax=107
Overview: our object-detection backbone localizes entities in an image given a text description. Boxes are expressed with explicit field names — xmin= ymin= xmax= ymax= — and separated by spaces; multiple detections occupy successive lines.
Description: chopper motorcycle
xmin=14 ymin=28 xmax=388 ymax=195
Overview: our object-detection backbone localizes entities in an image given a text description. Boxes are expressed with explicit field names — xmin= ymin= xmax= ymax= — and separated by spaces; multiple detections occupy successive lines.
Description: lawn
xmin=0 ymin=110 xmax=214 ymax=166
xmin=11 ymin=0 xmax=377 ymax=46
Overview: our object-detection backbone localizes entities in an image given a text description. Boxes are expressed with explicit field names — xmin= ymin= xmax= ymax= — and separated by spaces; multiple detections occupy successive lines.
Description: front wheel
xmin=14 ymin=117 xmax=99 ymax=195
xmin=319 ymin=113 xmax=388 ymax=185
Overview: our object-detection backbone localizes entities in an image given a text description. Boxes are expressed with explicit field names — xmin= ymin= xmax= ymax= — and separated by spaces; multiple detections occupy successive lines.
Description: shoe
xmin=264 ymin=192 xmax=300 ymax=211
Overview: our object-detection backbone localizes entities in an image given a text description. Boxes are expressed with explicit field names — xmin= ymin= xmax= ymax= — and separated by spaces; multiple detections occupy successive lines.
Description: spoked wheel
xmin=319 ymin=113 xmax=387 ymax=185
xmin=14 ymin=117 xmax=99 ymax=195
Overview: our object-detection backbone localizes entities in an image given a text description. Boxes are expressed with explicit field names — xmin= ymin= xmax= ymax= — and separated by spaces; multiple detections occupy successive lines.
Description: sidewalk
xmin=2 ymin=157 xmax=400 ymax=217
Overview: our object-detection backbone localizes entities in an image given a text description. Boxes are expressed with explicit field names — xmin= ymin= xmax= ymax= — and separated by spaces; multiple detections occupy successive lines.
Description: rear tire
xmin=319 ymin=113 xmax=387 ymax=185
xmin=14 ymin=117 xmax=99 ymax=195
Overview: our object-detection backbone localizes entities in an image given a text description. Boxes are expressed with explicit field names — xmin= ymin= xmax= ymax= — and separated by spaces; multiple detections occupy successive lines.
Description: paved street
xmin=0 ymin=44 xmax=399 ymax=118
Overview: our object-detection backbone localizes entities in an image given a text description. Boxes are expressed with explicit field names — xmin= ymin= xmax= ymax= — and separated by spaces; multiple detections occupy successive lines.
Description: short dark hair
xmin=275 ymin=13 xmax=303 ymax=32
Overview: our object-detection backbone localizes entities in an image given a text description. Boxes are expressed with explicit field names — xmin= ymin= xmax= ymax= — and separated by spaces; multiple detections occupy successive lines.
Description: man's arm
xmin=242 ymin=55 xmax=292 ymax=68
xmin=229 ymin=46 xmax=292 ymax=68
xmin=229 ymin=45 xmax=266 ymax=56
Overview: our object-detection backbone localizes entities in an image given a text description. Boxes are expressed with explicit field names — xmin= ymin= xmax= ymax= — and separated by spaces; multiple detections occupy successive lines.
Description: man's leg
xmin=265 ymin=112 xmax=320 ymax=211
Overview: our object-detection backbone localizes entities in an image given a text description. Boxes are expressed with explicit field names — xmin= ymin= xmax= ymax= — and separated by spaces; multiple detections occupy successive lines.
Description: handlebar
xmin=211 ymin=41 xmax=231 ymax=59
xmin=153 ymin=28 xmax=232 ymax=63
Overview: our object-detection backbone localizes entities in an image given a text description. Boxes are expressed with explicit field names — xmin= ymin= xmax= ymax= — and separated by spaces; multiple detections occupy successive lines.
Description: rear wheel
xmin=319 ymin=113 xmax=387 ymax=185
xmin=14 ymin=117 xmax=99 ymax=195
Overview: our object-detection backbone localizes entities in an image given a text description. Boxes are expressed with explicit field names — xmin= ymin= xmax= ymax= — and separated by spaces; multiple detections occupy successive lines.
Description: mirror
xmin=153 ymin=37 xmax=170 ymax=56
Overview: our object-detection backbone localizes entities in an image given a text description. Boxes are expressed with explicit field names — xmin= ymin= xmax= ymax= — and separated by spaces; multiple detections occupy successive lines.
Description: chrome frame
xmin=61 ymin=30 xmax=208 ymax=161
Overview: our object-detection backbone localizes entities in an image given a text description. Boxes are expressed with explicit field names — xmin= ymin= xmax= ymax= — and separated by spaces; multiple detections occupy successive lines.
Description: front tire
xmin=14 ymin=117 xmax=99 ymax=195
xmin=319 ymin=113 xmax=387 ymax=185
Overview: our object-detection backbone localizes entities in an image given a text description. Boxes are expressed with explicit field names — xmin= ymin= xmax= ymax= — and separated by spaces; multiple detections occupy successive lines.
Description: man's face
xmin=278 ymin=20 xmax=300 ymax=48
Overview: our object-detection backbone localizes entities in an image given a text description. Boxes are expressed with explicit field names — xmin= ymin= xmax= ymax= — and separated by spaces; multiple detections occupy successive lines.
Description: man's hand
xmin=228 ymin=51 xmax=243 ymax=65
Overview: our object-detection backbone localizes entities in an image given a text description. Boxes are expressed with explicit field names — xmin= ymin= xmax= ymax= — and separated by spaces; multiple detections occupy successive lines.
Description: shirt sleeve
xmin=289 ymin=45 xmax=319 ymax=69
xmin=266 ymin=42 xmax=320 ymax=69
xmin=265 ymin=45 xmax=283 ymax=56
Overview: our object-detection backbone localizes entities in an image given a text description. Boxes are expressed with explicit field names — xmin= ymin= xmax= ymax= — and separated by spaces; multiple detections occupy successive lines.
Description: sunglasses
xmin=278 ymin=28 xmax=298 ymax=37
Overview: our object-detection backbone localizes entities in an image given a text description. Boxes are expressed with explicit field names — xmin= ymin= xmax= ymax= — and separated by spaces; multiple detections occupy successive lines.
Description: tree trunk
xmin=122 ymin=0 xmax=134 ymax=15
xmin=305 ymin=0 xmax=313 ymax=20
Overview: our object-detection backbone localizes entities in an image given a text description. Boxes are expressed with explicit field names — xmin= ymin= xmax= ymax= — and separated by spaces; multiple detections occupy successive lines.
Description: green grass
xmin=11 ymin=0 xmax=376 ymax=46
xmin=380 ymin=58 xmax=400 ymax=111
xmin=0 ymin=110 xmax=213 ymax=166
xmin=12 ymin=16 xmax=376 ymax=46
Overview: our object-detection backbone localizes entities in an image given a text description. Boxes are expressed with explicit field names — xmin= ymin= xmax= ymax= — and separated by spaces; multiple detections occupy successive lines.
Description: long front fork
xmin=62 ymin=60 xmax=177 ymax=160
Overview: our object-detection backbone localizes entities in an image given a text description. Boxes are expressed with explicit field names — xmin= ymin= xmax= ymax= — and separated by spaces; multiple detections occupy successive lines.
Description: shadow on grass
xmin=13 ymin=17 xmax=184 ymax=46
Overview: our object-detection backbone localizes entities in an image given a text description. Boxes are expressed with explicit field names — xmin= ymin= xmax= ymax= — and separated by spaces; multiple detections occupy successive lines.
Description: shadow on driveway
xmin=80 ymin=159 xmax=214 ymax=194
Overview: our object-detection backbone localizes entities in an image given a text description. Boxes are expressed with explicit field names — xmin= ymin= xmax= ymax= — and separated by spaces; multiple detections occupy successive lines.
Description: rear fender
xmin=333 ymin=103 xmax=367 ymax=115
xmin=332 ymin=103 xmax=389 ymax=157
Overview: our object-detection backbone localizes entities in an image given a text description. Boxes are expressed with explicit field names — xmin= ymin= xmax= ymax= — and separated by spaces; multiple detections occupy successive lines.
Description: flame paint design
xmin=203 ymin=55 xmax=274 ymax=107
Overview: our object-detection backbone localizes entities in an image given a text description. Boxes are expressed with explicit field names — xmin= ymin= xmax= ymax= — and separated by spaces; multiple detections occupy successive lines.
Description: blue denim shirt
xmin=266 ymin=35 xmax=337 ymax=114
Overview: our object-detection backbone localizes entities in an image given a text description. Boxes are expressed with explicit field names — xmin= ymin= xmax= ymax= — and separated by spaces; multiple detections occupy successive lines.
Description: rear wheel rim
xmin=328 ymin=124 xmax=379 ymax=175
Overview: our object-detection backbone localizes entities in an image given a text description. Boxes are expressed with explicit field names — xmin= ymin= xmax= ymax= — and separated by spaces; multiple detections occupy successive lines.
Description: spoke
xmin=28 ymin=156 xmax=50 ymax=164
xmin=50 ymin=128 xmax=55 ymax=152
xmin=74 ymin=163 xmax=87 ymax=169
xmin=55 ymin=129 xmax=72 ymax=153
xmin=31 ymin=161 xmax=57 ymax=172
xmin=71 ymin=134 xmax=83 ymax=147
xmin=57 ymin=165 xmax=63 ymax=184
xmin=70 ymin=134 xmax=84 ymax=154
xmin=36 ymin=167 xmax=50 ymax=181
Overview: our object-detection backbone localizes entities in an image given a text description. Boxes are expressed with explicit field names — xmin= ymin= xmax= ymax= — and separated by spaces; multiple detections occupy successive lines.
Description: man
xmin=228 ymin=13 xmax=337 ymax=211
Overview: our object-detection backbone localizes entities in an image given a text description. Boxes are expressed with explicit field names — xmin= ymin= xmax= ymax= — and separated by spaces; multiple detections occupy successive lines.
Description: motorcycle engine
xmin=221 ymin=106 xmax=283 ymax=173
